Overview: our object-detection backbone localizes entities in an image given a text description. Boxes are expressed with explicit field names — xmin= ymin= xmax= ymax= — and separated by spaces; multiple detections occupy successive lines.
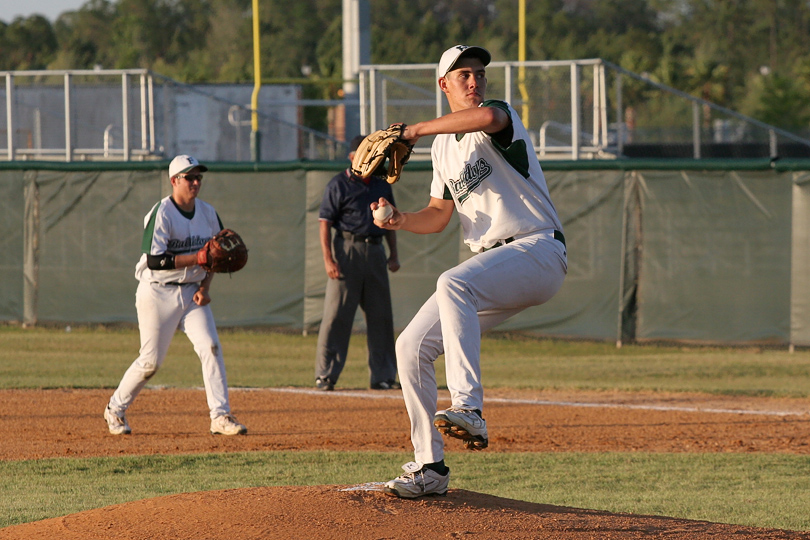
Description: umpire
xmin=314 ymin=135 xmax=401 ymax=391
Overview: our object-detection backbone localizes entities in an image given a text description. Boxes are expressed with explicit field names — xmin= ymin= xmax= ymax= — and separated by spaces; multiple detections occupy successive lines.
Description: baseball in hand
xmin=373 ymin=204 xmax=394 ymax=222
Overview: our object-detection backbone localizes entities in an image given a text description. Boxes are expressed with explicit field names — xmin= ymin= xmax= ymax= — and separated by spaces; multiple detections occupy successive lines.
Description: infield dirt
xmin=1 ymin=387 xmax=809 ymax=539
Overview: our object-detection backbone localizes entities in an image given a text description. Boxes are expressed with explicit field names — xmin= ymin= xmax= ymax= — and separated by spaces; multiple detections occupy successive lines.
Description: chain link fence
xmin=359 ymin=59 xmax=810 ymax=160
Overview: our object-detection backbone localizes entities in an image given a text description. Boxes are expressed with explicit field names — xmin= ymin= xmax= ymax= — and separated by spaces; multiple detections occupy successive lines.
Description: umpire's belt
xmin=485 ymin=230 xmax=566 ymax=251
xmin=341 ymin=231 xmax=383 ymax=244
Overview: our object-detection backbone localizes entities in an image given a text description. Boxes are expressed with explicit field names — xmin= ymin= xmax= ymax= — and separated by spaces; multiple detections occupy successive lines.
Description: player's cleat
xmin=433 ymin=407 xmax=488 ymax=450
xmin=210 ymin=414 xmax=247 ymax=435
xmin=370 ymin=379 xmax=401 ymax=390
xmin=315 ymin=377 xmax=335 ymax=391
xmin=383 ymin=462 xmax=449 ymax=499
xmin=104 ymin=406 xmax=131 ymax=435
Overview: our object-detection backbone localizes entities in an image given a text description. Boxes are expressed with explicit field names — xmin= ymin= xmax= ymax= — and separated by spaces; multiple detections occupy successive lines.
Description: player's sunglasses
xmin=177 ymin=173 xmax=203 ymax=182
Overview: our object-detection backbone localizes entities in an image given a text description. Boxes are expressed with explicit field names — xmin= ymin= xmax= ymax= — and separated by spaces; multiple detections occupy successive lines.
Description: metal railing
xmin=6 ymin=62 xmax=810 ymax=163
xmin=358 ymin=59 xmax=810 ymax=160
xmin=0 ymin=69 xmax=349 ymax=162
xmin=2 ymin=69 xmax=156 ymax=161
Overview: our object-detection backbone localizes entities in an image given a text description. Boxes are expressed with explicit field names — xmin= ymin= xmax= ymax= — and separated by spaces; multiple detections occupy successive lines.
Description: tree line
xmin=2 ymin=0 xmax=809 ymax=130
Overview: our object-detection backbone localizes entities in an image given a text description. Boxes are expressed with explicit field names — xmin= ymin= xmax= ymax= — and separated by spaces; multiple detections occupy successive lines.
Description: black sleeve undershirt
xmin=146 ymin=253 xmax=176 ymax=270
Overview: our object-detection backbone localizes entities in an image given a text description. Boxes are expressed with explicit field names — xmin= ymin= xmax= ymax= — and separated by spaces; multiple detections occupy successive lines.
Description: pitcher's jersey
xmin=429 ymin=100 xmax=562 ymax=252
xmin=134 ymin=196 xmax=223 ymax=284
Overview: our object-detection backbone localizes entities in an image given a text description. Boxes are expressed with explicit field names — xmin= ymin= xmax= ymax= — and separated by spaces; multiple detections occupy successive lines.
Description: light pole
xmin=342 ymin=0 xmax=370 ymax=141
xmin=250 ymin=0 xmax=262 ymax=161
xmin=518 ymin=0 xmax=530 ymax=127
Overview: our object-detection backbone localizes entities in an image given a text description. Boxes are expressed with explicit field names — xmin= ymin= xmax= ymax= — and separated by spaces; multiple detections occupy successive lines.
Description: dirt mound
xmin=2 ymin=485 xmax=808 ymax=540
xmin=1 ymin=387 xmax=809 ymax=539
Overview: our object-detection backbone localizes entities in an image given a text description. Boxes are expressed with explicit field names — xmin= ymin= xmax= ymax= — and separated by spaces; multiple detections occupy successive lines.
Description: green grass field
xmin=2 ymin=325 xmax=810 ymax=531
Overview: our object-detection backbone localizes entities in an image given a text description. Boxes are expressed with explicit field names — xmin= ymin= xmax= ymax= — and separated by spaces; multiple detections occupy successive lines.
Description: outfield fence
xmin=2 ymin=159 xmax=810 ymax=347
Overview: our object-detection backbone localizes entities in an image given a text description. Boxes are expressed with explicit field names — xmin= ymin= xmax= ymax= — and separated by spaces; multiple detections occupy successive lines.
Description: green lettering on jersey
xmin=445 ymin=100 xmax=532 ymax=203
xmin=452 ymin=158 xmax=492 ymax=204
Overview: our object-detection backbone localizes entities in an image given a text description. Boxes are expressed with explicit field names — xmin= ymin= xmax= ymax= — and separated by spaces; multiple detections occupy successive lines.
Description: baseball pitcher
xmin=372 ymin=45 xmax=568 ymax=498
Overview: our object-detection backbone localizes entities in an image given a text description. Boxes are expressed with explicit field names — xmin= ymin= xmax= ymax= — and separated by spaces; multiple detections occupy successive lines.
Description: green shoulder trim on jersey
xmin=216 ymin=212 xmax=224 ymax=231
xmin=141 ymin=202 xmax=161 ymax=253
xmin=481 ymin=100 xmax=530 ymax=178
xmin=481 ymin=99 xmax=510 ymax=115
xmin=454 ymin=101 xmax=511 ymax=143
xmin=495 ymin=139 xmax=531 ymax=179
xmin=443 ymin=183 xmax=454 ymax=200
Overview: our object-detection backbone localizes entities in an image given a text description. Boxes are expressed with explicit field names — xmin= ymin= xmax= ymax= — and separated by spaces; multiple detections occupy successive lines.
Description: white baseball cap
xmin=438 ymin=45 xmax=491 ymax=77
xmin=168 ymin=154 xmax=208 ymax=178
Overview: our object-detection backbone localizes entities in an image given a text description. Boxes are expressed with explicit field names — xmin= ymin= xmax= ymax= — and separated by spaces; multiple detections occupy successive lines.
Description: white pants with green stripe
xmin=396 ymin=230 xmax=567 ymax=465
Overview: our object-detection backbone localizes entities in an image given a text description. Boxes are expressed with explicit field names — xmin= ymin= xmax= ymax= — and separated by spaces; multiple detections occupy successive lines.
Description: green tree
xmin=7 ymin=0 xmax=810 ymax=134
xmin=0 ymin=15 xmax=58 ymax=70
xmin=203 ymin=0 xmax=252 ymax=81
xmin=754 ymin=74 xmax=810 ymax=129
xmin=49 ymin=0 xmax=117 ymax=69
xmin=153 ymin=0 xmax=251 ymax=82
xmin=256 ymin=0 xmax=339 ymax=79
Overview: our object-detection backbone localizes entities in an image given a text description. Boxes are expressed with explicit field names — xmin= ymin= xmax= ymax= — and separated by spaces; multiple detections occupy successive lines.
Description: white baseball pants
xmin=109 ymin=281 xmax=232 ymax=419
xmin=396 ymin=230 xmax=567 ymax=464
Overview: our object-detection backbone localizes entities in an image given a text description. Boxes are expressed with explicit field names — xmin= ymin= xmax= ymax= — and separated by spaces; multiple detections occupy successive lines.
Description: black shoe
xmin=315 ymin=377 xmax=334 ymax=391
xmin=371 ymin=379 xmax=402 ymax=390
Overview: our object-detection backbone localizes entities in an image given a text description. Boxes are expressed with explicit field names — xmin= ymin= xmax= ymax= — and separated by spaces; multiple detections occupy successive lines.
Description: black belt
xmin=152 ymin=281 xmax=188 ymax=286
xmin=340 ymin=231 xmax=383 ymax=244
xmin=485 ymin=237 xmax=515 ymax=251
xmin=485 ymin=230 xmax=566 ymax=251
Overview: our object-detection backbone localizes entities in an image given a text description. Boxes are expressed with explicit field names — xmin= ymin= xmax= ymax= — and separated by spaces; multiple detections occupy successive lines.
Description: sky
xmin=0 ymin=0 xmax=87 ymax=23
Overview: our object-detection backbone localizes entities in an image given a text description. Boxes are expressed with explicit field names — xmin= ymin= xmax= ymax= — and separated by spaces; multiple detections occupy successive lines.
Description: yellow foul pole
xmin=250 ymin=0 xmax=262 ymax=161
xmin=518 ymin=0 xmax=530 ymax=127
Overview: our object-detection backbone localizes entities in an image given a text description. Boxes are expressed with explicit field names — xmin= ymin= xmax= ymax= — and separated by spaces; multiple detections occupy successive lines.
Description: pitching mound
xmin=2 ymin=485 xmax=807 ymax=540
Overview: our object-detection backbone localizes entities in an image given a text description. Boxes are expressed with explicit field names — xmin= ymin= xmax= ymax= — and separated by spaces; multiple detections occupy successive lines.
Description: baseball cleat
xmin=315 ymin=377 xmax=335 ymax=391
xmin=104 ymin=406 xmax=131 ymax=435
xmin=383 ymin=462 xmax=449 ymax=499
xmin=433 ymin=407 xmax=488 ymax=450
xmin=370 ymin=379 xmax=401 ymax=390
xmin=210 ymin=414 xmax=247 ymax=435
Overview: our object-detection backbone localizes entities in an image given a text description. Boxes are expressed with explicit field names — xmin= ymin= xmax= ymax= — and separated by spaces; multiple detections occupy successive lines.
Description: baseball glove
xmin=350 ymin=123 xmax=414 ymax=184
xmin=196 ymin=229 xmax=249 ymax=273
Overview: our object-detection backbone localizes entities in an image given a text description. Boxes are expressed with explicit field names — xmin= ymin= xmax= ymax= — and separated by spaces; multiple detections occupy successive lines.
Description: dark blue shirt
xmin=319 ymin=169 xmax=396 ymax=236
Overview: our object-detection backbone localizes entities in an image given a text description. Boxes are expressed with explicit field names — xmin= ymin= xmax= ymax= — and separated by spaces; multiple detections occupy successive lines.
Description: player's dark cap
xmin=169 ymin=154 xmax=208 ymax=178
xmin=348 ymin=135 xmax=365 ymax=157
xmin=438 ymin=45 xmax=491 ymax=77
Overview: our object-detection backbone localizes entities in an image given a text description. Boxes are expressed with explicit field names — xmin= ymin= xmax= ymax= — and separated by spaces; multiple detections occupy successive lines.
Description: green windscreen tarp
xmin=1 ymin=159 xmax=808 ymax=345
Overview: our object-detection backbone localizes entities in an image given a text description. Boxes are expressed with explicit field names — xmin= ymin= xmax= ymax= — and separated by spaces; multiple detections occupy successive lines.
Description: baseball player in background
xmin=374 ymin=45 xmax=568 ymax=498
xmin=104 ymin=155 xmax=247 ymax=436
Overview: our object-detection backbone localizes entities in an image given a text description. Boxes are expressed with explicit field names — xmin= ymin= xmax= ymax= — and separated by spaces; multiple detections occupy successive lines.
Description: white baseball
xmin=373 ymin=204 xmax=393 ymax=222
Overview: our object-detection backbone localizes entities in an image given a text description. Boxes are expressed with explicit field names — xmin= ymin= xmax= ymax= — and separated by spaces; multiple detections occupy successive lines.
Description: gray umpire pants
xmin=315 ymin=234 xmax=397 ymax=386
